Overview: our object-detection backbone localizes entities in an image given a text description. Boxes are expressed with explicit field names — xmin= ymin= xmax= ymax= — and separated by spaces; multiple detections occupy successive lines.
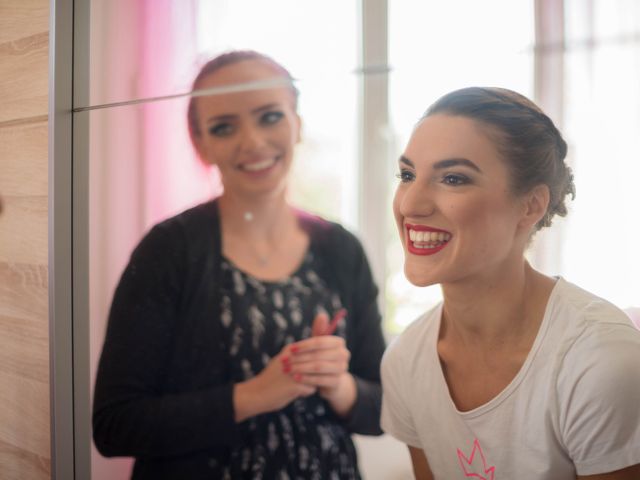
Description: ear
xmin=518 ymin=184 xmax=550 ymax=231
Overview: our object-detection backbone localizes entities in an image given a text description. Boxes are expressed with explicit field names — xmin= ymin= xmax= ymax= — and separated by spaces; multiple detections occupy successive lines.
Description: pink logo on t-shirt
xmin=457 ymin=438 xmax=495 ymax=480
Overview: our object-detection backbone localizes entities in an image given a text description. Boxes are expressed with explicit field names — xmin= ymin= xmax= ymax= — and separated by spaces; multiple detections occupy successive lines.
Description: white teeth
xmin=407 ymin=228 xmax=451 ymax=244
xmin=243 ymin=158 xmax=276 ymax=171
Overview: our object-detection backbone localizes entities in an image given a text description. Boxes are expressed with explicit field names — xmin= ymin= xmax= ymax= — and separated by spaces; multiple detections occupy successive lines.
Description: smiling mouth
xmin=239 ymin=156 xmax=279 ymax=173
xmin=406 ymin=225 xmax=452 ymax=255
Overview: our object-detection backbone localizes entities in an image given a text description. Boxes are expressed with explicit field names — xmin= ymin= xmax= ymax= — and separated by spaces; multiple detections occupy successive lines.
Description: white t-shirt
xmin=381 ymin=278 xmax=640 ymax=479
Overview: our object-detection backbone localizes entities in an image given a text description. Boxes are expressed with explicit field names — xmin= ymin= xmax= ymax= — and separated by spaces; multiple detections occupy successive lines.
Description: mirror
xmin=69 ymin=0 xmax=640 ymax=478
xmin=81 ymin=1 xmax=398 ymax=479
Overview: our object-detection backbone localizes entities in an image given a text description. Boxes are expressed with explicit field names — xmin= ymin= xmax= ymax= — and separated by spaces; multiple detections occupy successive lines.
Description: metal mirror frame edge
xmin=49 ymin=0 xmax=91 ymax=478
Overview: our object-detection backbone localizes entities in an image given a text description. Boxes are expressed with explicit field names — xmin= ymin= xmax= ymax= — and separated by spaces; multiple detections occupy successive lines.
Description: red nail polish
xmin=283 ymin=364 xmax=291 ymax=373
xmin=294 ymin=373 xmax=302 ymax=382
xmin=281 ymin=355 xmax=289 ymax=363
xmin=291 ymin=346 xmax=299 ymax=354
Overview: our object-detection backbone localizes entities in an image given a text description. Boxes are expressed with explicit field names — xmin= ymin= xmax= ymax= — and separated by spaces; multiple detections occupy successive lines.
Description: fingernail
xmin=294 ymin=373 xmax=302 ymax=382
xmin=280 ymin=355 xmax=289 ymax=364
xmin=283 ymin=364 xmax=291 ymax=373
xmin=290 ymin=346 xmax=299 ymax=354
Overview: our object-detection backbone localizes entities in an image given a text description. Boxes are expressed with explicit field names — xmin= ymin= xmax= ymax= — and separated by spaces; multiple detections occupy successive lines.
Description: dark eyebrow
xmin=206 ymin=103 xmax=281 ymax=124
xmin=399 ymin=155 xmax=481 ymax=173
xmin=251 ymin=102 xmax=279 ymax=114
xmin=434 ymin=158 xmax=482 ymax=173
xmin=206 ymin=114 xmax=234 ymax=124
xmin=399 ymin=155 xmax=414 ymax=167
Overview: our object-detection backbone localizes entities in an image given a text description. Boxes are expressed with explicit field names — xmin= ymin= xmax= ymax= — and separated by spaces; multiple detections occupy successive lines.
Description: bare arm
xmin=577 ymin=464 xmax=640 ymax=480
xmin=408 ymin=446 xmax=434 ymax=480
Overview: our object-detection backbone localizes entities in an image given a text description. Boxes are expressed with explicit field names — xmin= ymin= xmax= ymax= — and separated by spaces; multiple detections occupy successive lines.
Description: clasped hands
xmin=233 ymin=310 xmax=356 ymax=422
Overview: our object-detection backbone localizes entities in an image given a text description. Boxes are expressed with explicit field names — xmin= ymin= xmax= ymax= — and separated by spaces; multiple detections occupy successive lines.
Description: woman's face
xmin=393 ymin=114 xmax=534 ymax=287
xmin=193 ymin=59 xmax=301 ymax=200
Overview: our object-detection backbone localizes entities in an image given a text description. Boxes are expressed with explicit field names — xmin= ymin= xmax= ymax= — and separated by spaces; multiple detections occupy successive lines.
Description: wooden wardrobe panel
xmin=0 ymin=196 xmax=47 ymax=265
xmin=0 ymin=1 xmax=50 ymax=478
xmin=0 ymin=32 xmax=49 ymax=124
xmin=0 ymin=262 xmax=48 ymax=384
xmin=0 ymin=120 xmax=48 ymax=197
xmin=0 ymin=0 xmax=49 ymax=45
xmin=0 ymin=370 xmax=51 ymax=461
xmin=0 ymin=437 xmax=50 ymax=480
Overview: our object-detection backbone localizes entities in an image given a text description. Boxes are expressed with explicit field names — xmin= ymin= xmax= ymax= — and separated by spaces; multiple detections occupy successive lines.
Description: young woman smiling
xmin=92 ymin=51 xmax=385 ymax=480
xmin=381 ymin=87 xmax=640 ymax=479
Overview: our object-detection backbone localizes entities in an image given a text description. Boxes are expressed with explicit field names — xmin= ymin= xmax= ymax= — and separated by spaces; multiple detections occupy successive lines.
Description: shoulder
xmin=139 ymin=200 xmax=219 ymax=249
xmin=551 ymin=278 xmax=640 ymax=355
xmin=551 ymin=278 xmax=632 ymax=327
xmin=126 ymin=200 xmax=219 ymax=273
xmin=299 ymin=211 xmax=369 ymax=283
xmin=298 ymin=210 xmax=362 ymax=252
xmin=552 ymin=279 xmax=640 ymax=403
xmin=153 ymin=199 xmax=219 ymax=236
xmin=549 ymin=283 xmax=640 ymax=473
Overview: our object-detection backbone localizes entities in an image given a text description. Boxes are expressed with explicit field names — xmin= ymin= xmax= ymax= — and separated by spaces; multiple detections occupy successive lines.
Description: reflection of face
xmin=193 ymin=59 xmax=301 ymax=200
xmin=393 ymin=114 xmax=530 ymax=287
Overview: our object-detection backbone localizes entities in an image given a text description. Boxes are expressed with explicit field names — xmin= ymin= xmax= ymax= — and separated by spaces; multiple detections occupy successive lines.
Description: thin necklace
xmin=243 ymin=210 xmax=282 ymax=266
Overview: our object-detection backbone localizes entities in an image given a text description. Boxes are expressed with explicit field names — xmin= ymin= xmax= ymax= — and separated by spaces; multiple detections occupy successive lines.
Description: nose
xmin=238 ymin=123 xmax=265 ymax=153
xmin=395 ymin=180 xmax=436 ymax=220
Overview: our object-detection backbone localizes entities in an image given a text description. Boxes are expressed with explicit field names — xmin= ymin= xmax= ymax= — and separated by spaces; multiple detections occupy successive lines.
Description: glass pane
xmin=85 ymin=0 xmax=358 ymax=109
xmin=387 ymin=0 xmax=535 ymax=332
xmin=562 ymin=40 xmax=640 ymax=309
xmin=565 ymin=0 xmax=640 ymax=42
xmin=85 ymin=69 xmax=358 ymax=478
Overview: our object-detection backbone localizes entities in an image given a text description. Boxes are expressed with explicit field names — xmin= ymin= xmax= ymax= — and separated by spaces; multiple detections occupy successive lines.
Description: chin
xmin=404 ymin=264 xmax=439 ymax=288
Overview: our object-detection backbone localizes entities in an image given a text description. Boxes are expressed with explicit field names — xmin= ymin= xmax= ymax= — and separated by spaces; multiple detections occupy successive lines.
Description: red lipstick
xmin=405 ymin=223 xmax=451 ymax=256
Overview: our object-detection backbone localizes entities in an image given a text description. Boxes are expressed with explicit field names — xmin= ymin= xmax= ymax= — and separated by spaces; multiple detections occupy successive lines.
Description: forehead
xmin=195 ymin=59 xmax=295 ymax=114
xmin=405 ymin=114 xmax=503 ymax=165
xmin=199 ymin=59 xmax=287 ymax=87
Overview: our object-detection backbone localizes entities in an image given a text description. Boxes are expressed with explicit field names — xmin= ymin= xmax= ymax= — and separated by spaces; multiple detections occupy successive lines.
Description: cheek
xmin=392 ymin=188 xmax=405 ymax=235
xmin=450 ymin=196 xmax=495 ymax=225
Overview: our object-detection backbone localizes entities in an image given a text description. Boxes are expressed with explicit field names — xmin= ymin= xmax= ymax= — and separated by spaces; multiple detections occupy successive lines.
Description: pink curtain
xmin=90 ymin=2 xmax=220 ymax=479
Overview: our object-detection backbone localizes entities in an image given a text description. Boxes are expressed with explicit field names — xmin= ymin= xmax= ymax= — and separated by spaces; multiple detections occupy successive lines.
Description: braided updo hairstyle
xmin=423 ymin=87 xmax=575 ymax=231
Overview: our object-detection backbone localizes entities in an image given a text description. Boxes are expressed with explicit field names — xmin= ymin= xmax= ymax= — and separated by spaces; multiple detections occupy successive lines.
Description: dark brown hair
xmin=187 ymin=50 xmax=298 ymax=149
xmin=424 ymin=87 xmax=575 ymax=230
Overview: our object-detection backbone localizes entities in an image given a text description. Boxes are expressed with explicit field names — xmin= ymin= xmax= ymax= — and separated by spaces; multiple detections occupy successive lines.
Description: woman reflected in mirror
xmin=381 ymin=87 xmax=640 ymax=479
xmin=92 ymin=50 xmax=386 ymax=479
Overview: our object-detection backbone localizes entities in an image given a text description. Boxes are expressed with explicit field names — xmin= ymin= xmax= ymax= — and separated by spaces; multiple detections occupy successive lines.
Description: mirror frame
xmin=50 ymin=0 xmax=91 ymax=478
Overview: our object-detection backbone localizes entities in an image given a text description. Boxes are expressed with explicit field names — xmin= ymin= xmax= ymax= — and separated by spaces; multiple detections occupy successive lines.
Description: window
xmin=559 ymin=0 xmax=640 ymax=309
xmin=386 ymin=0 xmax=535 ymax=332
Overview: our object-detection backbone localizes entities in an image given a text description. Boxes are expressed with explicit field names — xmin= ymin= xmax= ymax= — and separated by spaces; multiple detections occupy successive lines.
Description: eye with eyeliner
xmin=396 ymin=168 xmax=415 ymax=183
xmin=440 ymin=172 xmax=471 ymax=186
xmin=260 ymin=110 xmax=284 ymax=125
xmin=208 ymin=122 xmax=235 ymax=137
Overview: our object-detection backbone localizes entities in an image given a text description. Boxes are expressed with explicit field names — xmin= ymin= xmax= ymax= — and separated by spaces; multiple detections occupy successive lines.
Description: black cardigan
xmin=92 ymin=200 xmax=386 ymax=478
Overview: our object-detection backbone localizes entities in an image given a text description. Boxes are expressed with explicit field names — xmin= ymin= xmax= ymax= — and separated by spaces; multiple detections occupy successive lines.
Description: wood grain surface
xmin=0 ymin=0 xmax=51 ymax=478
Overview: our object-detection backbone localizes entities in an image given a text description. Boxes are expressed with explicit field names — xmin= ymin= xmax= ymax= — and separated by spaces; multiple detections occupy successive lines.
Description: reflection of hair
xmin=187 ymin=50 xmax=298 ymax=148
xmin=424 ymin=87 xmax=575 ymax=230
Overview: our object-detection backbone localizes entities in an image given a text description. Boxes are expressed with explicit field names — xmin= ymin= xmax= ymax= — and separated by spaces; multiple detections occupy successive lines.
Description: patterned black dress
xmin=213 ymin=250 xmax=361 ymax=480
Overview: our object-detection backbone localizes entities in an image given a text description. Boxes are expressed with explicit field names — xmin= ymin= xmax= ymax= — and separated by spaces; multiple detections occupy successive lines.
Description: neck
xmin=440 ymin=261 xmax=554 ymax=348
xmin=218 ymin=190 xmax=295 ymax=238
